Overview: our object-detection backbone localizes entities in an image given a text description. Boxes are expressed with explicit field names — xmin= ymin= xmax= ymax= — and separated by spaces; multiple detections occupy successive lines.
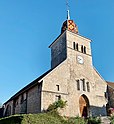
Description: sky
xmin=0 ymin=0 xmax=114 ymax=104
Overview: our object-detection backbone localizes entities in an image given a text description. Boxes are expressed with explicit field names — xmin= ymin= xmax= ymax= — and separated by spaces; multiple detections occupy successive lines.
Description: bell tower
xmin=49 ymin=2 xmax=92 ymax=69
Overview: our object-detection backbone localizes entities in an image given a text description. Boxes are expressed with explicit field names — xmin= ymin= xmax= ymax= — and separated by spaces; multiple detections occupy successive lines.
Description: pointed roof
xmin=61 ymin=5 xmax=78 ymax=34
xmin=61 ymin=20 xmax=78 ymax=34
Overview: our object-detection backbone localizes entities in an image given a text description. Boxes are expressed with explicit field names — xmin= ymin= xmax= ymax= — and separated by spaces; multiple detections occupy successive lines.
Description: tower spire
xmin=66 ymin=0 xmax=70 ymax=20
xmin=61 ymin=0 xmax=78 ymax=34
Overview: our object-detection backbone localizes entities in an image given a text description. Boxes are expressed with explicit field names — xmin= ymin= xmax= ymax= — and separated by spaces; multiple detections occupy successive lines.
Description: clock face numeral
xmin=77 ymin=56 xmax=84 ymax=64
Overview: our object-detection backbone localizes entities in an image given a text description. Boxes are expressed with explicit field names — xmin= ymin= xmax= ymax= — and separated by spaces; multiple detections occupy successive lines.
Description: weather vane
xmin=66 ymin=0 xmax=70 ymax=20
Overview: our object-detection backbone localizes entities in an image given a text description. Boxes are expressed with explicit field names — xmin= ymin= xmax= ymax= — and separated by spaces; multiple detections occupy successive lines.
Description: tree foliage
xmin=47 ymin=99 xmax=67 ymax=112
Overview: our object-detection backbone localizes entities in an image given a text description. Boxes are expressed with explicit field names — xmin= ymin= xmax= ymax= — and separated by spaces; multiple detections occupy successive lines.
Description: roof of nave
xmin=4 ymin=68 xmax=53 ymax=105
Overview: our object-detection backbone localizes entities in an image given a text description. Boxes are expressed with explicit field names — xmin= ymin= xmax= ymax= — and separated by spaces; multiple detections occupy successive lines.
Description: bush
xmin=67 ymin=116 xmax=87 ymax=124
xmin=47 ymin=99 xmax=67 ymax=112
xmin=110 ymin=115 xmax=114 ymax=124
xmin=87 ymin=117 xmax=101 ymax=124
xmin=0 ymin=113 xmax=103 ymax=124
xmin=21 ymin=113 xmax=63 ymax=124
xmin=0 ymin=115 xmax=23 ymax=124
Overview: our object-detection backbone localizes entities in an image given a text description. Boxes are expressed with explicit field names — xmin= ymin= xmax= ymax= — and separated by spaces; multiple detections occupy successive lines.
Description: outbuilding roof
xmin=107 ymin=81 xmax=114 ymax=89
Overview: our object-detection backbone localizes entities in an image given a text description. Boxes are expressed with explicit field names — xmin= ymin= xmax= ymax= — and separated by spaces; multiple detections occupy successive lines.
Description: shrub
xmin=0 ymin=115 xmax=23 ymax=124
xmin=67 ymin=116 xmax=87 ymax=124
xmin=87 ymin=117 xmax=101 ymax=124
xmin=0 ymin=114 xmax=103 ymax=124
xmin=47 ymin=99 xmax=67 ymax=112
xmin=109 ymin=115 xmax=114 ymax=124
xmin=21 ymin=113 xmax=63 ymax=124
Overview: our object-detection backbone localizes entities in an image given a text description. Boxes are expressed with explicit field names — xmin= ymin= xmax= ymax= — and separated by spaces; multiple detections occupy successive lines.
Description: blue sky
xmin=0 ymin=0 xmax=114 ymax=104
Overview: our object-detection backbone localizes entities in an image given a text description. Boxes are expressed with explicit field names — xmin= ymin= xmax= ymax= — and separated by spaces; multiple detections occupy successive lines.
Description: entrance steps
xmin=100 ymin=116 xmax=111 ymax=124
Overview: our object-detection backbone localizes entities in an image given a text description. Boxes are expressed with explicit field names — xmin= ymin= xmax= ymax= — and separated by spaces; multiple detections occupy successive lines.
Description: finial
xmin=66 ymin=0 xmax=70 ymax=20
xmin=67 ymin=10 xmax=70 ymax=20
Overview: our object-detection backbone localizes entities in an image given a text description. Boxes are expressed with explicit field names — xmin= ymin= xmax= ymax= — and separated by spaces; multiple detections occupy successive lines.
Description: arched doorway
xmin=79 ymin=94 xmax=90 ymax=117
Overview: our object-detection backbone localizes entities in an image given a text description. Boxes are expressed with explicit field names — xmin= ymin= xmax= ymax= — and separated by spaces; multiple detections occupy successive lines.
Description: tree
xmin=47 ymin=99 xmax=67 ymax=112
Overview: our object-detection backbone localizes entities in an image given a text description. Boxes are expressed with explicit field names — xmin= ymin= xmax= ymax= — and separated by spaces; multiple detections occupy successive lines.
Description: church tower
xmin=48 ymin=6 xmax=107 ymax=117
xmin=49 ymin=9 xmax=92 ymax=70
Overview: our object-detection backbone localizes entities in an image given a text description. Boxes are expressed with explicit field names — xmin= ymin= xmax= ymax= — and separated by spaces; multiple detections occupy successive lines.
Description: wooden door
xmin=79 ymin=95 xmax=89 ymax=117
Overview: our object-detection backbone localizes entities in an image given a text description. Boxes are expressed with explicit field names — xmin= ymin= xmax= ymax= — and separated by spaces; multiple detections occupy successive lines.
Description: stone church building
xmin=2 ymin=11 xmax=108 ymax=117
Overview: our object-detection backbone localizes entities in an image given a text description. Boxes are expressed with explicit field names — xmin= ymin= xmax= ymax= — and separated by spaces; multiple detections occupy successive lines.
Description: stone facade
xmin=41 ymin=30 xmax=107 ymax=117
xmin=2 ymin=19 xmax=108 ymax=117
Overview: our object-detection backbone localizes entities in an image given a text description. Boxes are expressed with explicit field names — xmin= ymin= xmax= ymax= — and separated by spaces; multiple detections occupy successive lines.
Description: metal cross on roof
xmin=66 ymin=0 xmax=70 ymax=20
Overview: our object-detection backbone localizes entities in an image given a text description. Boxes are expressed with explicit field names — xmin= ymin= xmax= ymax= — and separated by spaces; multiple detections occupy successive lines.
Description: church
xmin=1 ymin=9 xmax=108 ymax=117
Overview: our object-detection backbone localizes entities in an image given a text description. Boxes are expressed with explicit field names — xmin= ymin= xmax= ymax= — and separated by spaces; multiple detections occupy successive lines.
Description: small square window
xmin=55 ymin=95 xmax=61 ymax=101
xmin=56 ymin=85 xmax=60 ymax=91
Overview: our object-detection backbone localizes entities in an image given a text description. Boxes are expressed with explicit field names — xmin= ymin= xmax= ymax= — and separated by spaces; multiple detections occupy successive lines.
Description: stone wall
xmin=27 ymin=85 xmax=41 ymax=113
xmin=50 ymin=32 xmax=67 ymax=69
xmin=14 ymin=92 xmax=27 ymax=114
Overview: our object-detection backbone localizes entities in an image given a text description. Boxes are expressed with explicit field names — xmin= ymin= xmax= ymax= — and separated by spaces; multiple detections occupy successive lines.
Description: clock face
xmin=77 ymin=56 xmax=84 ymax=64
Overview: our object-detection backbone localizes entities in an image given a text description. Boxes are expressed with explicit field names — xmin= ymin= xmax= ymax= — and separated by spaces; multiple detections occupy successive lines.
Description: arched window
xmin=87 ymin=82 xmax=90 ymax=92
xmin=77 ymin=80 xmax=80 ymax=90
xmin=73 ymin=42 xmax=76 ymax=50
xmin=82 ymin=79 xmax=86 ymax=91
xmin=81 ymin=45 xmax=83 ymax=53
xmin=84 ymin=46 xmax=86 ymax=54
xmin=76 ymin=43 xmax=79 ymax=51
